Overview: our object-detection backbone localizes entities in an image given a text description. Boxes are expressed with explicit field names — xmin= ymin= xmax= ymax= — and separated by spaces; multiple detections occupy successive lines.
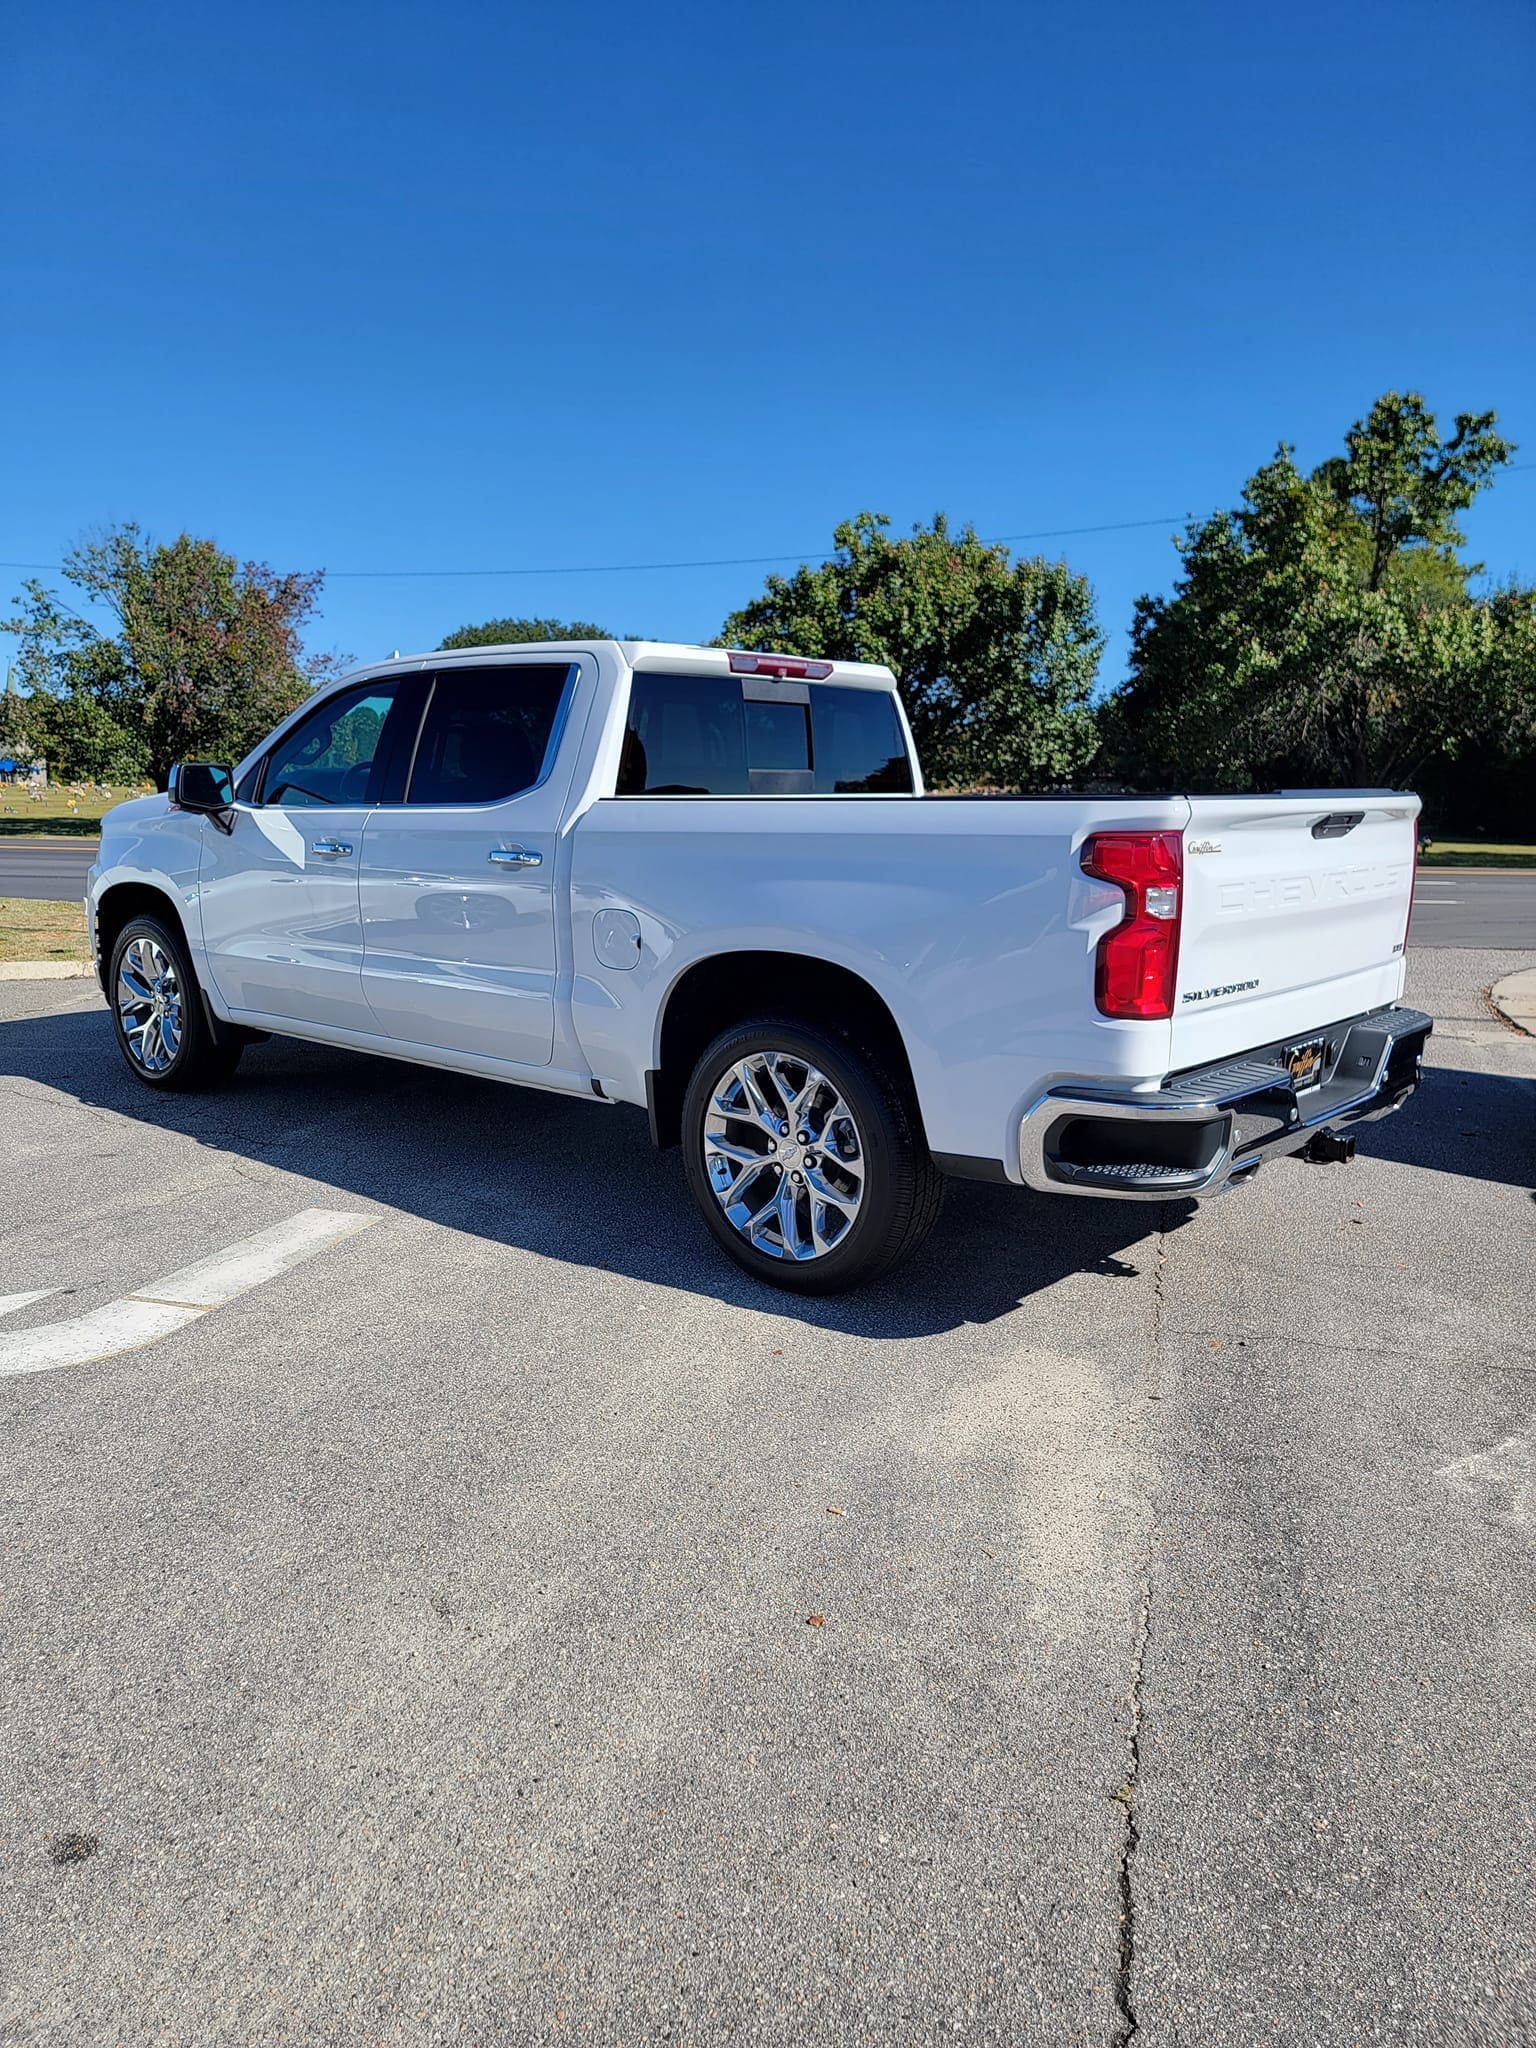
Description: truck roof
xmin=364 ymin=640 xmax=897 ymax=688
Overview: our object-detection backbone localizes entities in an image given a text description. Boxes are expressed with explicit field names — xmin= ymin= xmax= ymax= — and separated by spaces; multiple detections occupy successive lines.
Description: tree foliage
xmin=440 ymin=615 xmax=611 ymax=649
xmin=1101 ymin=393 xmax=1531 ymax=807
xmin=719 ymin=513 xmax=1103 ymax=789
xmin=2 ymin=526 xmax=338 ymax=787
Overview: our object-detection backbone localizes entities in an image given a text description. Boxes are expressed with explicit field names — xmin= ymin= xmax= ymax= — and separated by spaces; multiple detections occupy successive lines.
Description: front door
xmin=198 ymin=678 xmax=420 ymax=1031
xmin=358 ymin=660 xmax=579 ymax=1067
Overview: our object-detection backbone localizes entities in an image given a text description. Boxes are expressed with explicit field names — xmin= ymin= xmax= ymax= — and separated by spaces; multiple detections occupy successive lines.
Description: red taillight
xmin=727 ymin=651 xmax=834 ymax=680
xmin=1080 ymin=831 xmax=1184 ymax=1019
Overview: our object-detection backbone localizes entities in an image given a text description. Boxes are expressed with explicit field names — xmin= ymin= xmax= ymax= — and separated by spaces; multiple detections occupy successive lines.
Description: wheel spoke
xmin=706 ymin=1138 xmax=765 ymax=1200
xmin=775 ymin=1176 xmax=809 ymax=1258
xmin=809 ymin=1197 xmax=839 ymax=1256
xmin=737 ymin=1059 xmax=787 ymax=1136
xmin=803 ymin=1160 xmax=856 ymax=1210
xmin=707 ymin=1133 xmax=764 ymax=1166
xmin=741 ymin=1177 xmax=785 ymax=1233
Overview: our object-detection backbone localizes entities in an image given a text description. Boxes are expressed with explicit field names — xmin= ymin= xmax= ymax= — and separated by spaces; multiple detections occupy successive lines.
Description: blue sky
xmin=4 ymin=0 xmax=1532 ymax=687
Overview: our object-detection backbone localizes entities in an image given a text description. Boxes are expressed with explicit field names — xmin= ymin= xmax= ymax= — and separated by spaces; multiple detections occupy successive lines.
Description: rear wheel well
xmin=95 ymin=884 xmax=193 ymax=986
xmin=649 ymin=951 xmax=923 ymax=1149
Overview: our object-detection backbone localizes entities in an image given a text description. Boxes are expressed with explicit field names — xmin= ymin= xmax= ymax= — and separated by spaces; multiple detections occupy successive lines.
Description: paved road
xmin=1 ymin=950 xmax=1532 ymax=2045
xmin=3 ymin=839 xmax=1534 ymax=948
xmin=0 ymin=841 xmax=95 ymax=902
xmin=1410 ymin=870 xmax=1536 ymax=948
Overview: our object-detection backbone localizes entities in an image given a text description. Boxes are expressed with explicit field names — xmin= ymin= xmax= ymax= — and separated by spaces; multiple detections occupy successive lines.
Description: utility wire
xmin=3 ymin=469 xmax=1532 ymax=583
xmin=0 ymin=514 xmax=1184 ymax=581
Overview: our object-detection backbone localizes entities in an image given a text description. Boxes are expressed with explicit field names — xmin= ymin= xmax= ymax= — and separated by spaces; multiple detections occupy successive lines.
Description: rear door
xmin=357 ymin=660 xmax=582 ymax=1067
xmin=1169 ymin=792 xmax=1419 ymax=1068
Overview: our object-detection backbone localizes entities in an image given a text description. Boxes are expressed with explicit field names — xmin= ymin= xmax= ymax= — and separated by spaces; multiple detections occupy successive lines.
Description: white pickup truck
xmin=88 ymin=640 xmax=1431 ymax=1292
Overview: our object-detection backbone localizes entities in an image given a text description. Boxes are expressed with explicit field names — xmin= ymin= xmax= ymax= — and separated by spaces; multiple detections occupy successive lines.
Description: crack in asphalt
xmin=1113 ymin=1561 xmax=1151 ymax=2046
xmin=1111 ymin=1207 xmax=1170 ymax=2045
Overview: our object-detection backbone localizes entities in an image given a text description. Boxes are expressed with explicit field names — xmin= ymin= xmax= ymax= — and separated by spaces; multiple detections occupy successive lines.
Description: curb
xmin=1418 ymin=865 xmax=1535 ymax=877
xmin=0 ymin=960 xmax=95 ymax=982
xmin=1490 ymin=969 xmax=1536 ymax=1037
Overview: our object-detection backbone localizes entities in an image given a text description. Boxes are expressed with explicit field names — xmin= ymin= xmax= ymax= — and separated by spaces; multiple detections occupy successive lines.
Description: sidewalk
xmin=1490 ymin=968 xmax=1536 ymax=1034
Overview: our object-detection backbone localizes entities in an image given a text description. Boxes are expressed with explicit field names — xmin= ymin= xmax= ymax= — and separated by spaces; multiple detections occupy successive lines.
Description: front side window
xmin=406 ymin=664 xmax=572 ymax=805
xmin=260 ymin=684 xmax=406 ymax=807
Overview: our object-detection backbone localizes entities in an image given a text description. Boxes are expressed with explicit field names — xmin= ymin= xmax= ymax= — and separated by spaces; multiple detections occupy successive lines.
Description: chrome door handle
xmin=488 ymin=847 xmax=541 ymax=867
xmin=312 ymin=838 xmax=353 ymax=857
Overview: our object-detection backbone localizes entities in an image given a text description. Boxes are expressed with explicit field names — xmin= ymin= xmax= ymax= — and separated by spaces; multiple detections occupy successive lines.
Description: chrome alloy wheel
xmin=702 ymin=1050 xmax=866 ymax=1261
xmin=116 ymin=935 xmax=183 ymax=1074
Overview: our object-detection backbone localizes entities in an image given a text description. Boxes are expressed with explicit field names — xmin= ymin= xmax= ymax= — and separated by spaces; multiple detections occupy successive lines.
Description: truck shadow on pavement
xmin=1358 ymin=1060 xmax=1536 ymax=1189
xmin=9 ymin=1004 xmax=1529 ymax=1337
xmin=2 ymin=1002 xmax=1204 ymax=1339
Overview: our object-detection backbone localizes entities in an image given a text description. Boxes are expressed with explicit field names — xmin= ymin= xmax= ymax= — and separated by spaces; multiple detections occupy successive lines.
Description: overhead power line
xmin=0 ymin=513 xmax=1186 ymax=582
xmin=2 ymin=469 xmax=1531 ymax=584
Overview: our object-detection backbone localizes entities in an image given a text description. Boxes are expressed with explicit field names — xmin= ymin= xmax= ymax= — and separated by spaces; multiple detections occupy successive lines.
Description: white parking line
xmin=0 ymin=1208 xmax=376 ymax=1379
xmin=0 ymin=1290 xmax=60 ymax=1320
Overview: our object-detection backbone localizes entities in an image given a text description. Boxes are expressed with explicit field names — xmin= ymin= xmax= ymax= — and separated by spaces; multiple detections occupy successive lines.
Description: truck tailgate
xmin=1169 ymin=793 xmax=1419 ymax=1070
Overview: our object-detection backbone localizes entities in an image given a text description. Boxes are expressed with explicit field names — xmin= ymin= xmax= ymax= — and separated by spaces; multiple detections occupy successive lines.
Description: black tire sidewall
xmin=680 ymin=1018 xmax=914 ymax=1293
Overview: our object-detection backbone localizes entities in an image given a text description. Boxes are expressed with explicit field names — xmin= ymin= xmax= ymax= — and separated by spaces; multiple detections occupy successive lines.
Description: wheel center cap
xmin=778 ymin=1140 xmax=799 ymax=1163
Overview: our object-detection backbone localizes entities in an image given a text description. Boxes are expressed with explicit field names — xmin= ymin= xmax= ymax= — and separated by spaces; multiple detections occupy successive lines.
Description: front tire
xmin=681 ymin=1017 xmax=943 ymax=1294
xmin=108 ymin=915 xmax=243 ymax=1092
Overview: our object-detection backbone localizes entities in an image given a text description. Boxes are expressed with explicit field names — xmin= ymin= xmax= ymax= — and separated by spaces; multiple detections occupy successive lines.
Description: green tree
xmin=440 ymin=615 xmax=611 ymax=649
xmin=6 ymin=686 xmax=149 ymax=783
xmin=719 ymin=513 xmax=1103 ymax=788
xmin=1102 ymin=393 xmax=1521 ymax=794
xmin=3 ymin=525 xmax=340 ymax=787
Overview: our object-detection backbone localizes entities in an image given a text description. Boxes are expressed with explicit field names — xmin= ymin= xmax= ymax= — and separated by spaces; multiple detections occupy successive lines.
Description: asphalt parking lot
xmin=2 ymin=949 xmax=1533 ymax=2046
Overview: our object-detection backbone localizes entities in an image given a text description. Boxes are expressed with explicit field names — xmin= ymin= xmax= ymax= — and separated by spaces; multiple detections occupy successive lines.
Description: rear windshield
xmin=617 ymin=673 xmax=913 ymax=796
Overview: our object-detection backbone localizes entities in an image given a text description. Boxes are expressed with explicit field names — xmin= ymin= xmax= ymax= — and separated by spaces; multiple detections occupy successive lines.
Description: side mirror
xmin=169 ymin=761 xmax=235 ymax=831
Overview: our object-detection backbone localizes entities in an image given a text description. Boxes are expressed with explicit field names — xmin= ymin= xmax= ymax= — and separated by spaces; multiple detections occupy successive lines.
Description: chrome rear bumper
xmin=1018 ymin=1004 xmax=1432 ymax=1201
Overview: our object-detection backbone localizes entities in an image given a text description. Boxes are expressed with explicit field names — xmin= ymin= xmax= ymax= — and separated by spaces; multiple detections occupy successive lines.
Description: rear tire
xmin=681 ymin=1015 xmax=943 ymax=1294
xmin=108 ymin=914 xmax=244 ymax=1092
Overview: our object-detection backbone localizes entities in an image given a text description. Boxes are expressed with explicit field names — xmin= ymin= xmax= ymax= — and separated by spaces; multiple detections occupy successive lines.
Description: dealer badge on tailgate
xmin=1285 ymin=1038 xmax=1326 ymax=1091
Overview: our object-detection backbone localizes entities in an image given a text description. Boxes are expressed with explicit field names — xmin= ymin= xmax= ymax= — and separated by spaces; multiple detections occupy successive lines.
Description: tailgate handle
xmin=1311 ymin=811 xmax=1364 ymax=839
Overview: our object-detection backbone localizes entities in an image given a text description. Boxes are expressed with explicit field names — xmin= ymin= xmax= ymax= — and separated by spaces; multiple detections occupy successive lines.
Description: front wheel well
xmin=649 ymin=951 xmax=923 ymax=1149
xmin=95 ymin=884 xmax=194 ymax=989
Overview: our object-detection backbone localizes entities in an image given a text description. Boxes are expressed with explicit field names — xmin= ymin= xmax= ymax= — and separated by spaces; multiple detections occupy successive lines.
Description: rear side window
xmin=617 ymin=673 xmax=913 ymax=796
xmin=407 ymin=664 xmax=572 ymax=805
xmin=808 ymin=684 xmax=912 ymax=793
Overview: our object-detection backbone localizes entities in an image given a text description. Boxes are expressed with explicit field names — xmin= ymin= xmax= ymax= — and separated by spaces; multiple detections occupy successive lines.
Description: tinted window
xmin=407 ymin=664 xmax=571 ymax=805
xmin=617 ymin=673 xmax=748 ymax=795
xmin=809 ymin=684 xmax=914 ymax=793
xmin=744 ymin=700 xmax=812 ymax=771
xmin=616 ymin=672 xmax=914 ymax=796
xmin=261 ymin=684 xmax=406 ymax=807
